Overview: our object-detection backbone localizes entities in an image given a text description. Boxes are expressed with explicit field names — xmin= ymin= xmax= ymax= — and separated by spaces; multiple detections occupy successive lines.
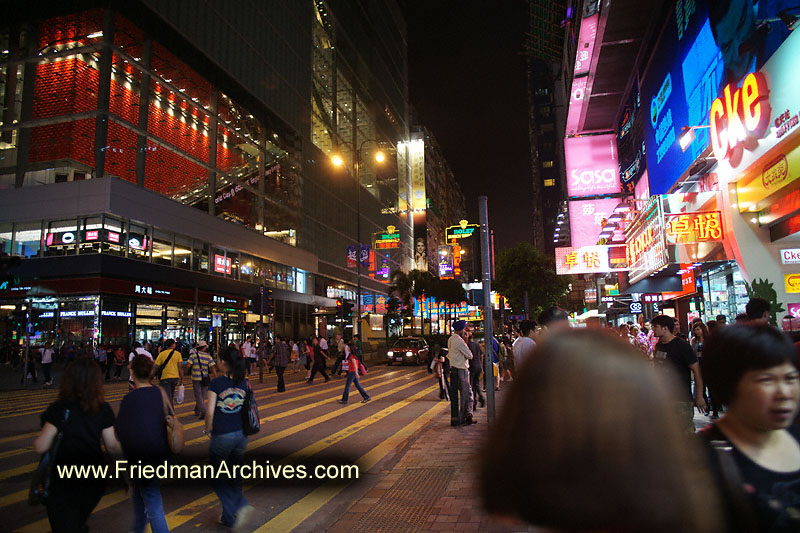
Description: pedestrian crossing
xmin=0 ymin=364 xmax=449 ymax=532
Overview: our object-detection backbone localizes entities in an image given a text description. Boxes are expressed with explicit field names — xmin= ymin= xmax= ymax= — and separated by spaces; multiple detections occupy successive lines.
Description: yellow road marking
xmin=256 ymin=401 xmax=448 ymax=532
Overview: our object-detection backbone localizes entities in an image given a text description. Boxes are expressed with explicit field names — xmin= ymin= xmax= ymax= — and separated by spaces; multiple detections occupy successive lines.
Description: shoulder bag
xmin=154 ymin=349 xmax=176 ymax=381
xmin=160 ymin=387 xmax=184 ymax=454
xmin=195 ymin=352 xmax=210 ymax=387
xmin=29 ymin=408 xmax=70 ymax=506
xmin=241 ymin=380 xmax=260 ymax=436
xmin=709 ymin=438 xmax=759 ymax=533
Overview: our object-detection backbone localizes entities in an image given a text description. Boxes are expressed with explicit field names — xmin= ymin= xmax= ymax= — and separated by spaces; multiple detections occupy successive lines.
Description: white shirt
xmin=512 ymin=336 xmax=536 ymax=369
xmin=320 ymin=338 xmax=328 ymax=351
xmin=40 ymin=348 xmax=53 ymax=364
xmin=129 ymin=346 xmax=153 ymax=363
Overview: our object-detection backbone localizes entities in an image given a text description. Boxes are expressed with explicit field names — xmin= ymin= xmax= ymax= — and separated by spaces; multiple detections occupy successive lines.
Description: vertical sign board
xmin=625 ymin=196 xmax=668 ymax=283
xmin=568 ymin=197 xmax=619 ymax=248
xmin=565 ymin=134 xmax=621 ymax=198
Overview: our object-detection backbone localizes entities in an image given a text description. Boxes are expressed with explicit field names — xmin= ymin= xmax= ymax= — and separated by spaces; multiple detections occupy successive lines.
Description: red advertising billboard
xmin=565 ymin=134 xmax=621 ymax=197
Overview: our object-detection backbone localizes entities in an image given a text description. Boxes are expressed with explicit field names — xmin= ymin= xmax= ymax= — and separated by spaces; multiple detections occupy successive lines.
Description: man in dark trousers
xmin=270 ymin=337 xmax=290 ymax=392
xmin=467 ymin=329 xmax=485 ymax=411
xmin=651 ymin=314 xmax=707 ymax=433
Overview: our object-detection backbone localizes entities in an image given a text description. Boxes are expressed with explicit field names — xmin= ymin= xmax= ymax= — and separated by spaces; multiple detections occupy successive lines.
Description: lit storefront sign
xmin=373 ymin=226 xmax=401 ymax=249
xmin=566 ymin=76 xmax=588 ymax=136
xmin=574 ymin=13 xmax=598 ymax=76
xmin=438 ymin=245 xmax=454 ymax=279
xmin=788 ymin=303 xmax=800 ymax=318
xmin=565 ymin=134 xmax=621 ymax=197
xmin=445 ymin=220 xmax=479 ymax=241
xmin=781 ymin=249 xmax=800 ymax=265
xmin=214 ymin=254 xmax=232 ymax=274
xmin=101 ymin=310 xmax=132 ymax=317
xmin=710 ymin=72 xmax=771 ymax=167
xmin=555 ymin=245 xmax=627 ymax=275
xmin=664 ymin=211 xmax=724 ymax=244
xmin=625 ymin=196 xmax=667 ymax=283
xmin=785 ymin=273 xmax=800 ymax=294
xmin=568 ymin=197 xmax=618 ymax=248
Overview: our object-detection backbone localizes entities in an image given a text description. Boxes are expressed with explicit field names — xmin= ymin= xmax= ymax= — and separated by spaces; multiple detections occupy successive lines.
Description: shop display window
xmin=152 ymin=229 xmax=173 ymax=267
xmin=44 ymin=219 xmax=78 ymax=256
xmin=128 ymin=222 xmax=150 ymax=260
xmin=79 ymin=216 xmax=103 ymax=254
xmin=103 ymin=216 xmax=125 ymax=256
xmin=193 ymin=240 xmax=209 ymax=273
xmin=239 ymin=254 xmax=255 ymax=283
xmin=14 ymin=221 xmax=43 ymax=257
xmin=174 ymin=235 xmax=192 ymax=270
xmin=229 ymin=251 xmax=241 ymax=280
xmin=0 ymin=223 xmax=12 ymax=255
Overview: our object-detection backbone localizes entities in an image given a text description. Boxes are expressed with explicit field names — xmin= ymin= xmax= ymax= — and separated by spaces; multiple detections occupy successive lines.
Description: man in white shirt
xmin=512 ymin=320 xmax=537 ymax=370
xmin=128 ymin=341 xmax=153 ymax=390
xmin=40 ymin=343 xmax=54 ymax=386
xmin=447 ymin=320 xmax=475 ymax=427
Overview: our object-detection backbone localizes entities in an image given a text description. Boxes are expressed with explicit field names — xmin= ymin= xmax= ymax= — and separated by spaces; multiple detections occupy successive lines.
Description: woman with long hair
xmin=701 ymin=325 xmax=800 ymax=532
xmin=204 ymin=347 xmax=253 ymax=530
xmin=115 ymin=354 xmax=170 ymax=533
xmin=336 ymin=341 xmax=370 ymax=404
xmin=33 ymin=358 xmax=121 ymax=532
xmin=480 ymin=329 xmax=722 ymax=533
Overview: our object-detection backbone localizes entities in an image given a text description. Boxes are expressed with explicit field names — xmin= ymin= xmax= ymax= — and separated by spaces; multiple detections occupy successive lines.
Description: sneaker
xmin=233 ymin=504 xmax=254 ymax=532
xmin=336 ymin=399 xmax=347 ymax=404
xmin=361 ymin=397 xmax=371 ymax=403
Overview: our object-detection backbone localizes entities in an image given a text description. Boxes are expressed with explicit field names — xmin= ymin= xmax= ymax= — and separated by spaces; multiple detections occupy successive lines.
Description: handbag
xmin=160 ymin=388 xmax=184 ymax=454
xmin=175 ymin=384 xmax=185 ymax=404
xmin=357 ymin=360 xmax=367 ymax=376
xmin=29 ymin=408 xmax=70 ymax=505
xmin=241 ymin=380 xmax=260 ymax=436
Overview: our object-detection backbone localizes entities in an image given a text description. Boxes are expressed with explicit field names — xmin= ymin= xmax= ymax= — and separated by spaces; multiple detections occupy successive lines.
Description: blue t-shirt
xmin=209 ymin=376 xmax=247 ymax=435
xmin=115 ymin=386 xmax=169 ymax=463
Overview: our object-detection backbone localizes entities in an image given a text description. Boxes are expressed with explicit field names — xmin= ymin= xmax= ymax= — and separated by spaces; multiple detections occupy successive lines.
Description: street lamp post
xmin=332 ymin=140 xmax=385 ymax=340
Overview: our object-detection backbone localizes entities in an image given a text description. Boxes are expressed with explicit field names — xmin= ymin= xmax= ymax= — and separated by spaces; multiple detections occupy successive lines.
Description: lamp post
xmin=332 ymin=140 xmax=385 ymax=340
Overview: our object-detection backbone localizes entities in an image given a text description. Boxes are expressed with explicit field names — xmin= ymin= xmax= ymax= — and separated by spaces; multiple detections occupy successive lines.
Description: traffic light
xmin=336 ymin=298 xmax=343 ymax=320
xmin=248 ymin=287 xmax=273 ymax=314
xmin=342 ymin=301 xmax=353 ymax=318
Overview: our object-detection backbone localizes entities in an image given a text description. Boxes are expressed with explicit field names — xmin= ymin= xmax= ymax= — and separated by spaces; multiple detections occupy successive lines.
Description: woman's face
xmin=693 ymin=326 xmax=702 ymax=338
xmin=729 ymin=362 xmax=800 ymax=431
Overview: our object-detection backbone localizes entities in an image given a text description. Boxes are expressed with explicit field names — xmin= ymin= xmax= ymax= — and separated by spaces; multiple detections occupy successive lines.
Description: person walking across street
xmin=337 ymin=341 xmax=370 ymax=404
xmin=113 ymin=345 xmax=127 ymax=380
xmin=205 ymin=347 xmax=254 ymax=531
xmin=40 ymin=342 xmax=54 ymax=386
xmin=186 ymin=341 xmax=216 ymax=419
xmin=115 ymin=354 xmax=170 ymax=533
xmin=128 ymin=342 xmax=153 ymax=392
xmin=152 ymin=339 xmax=184 ymax=408
xmin=271 ymin=337 xmax=289 ymax=392
xmin=306 ymin=337 xmax=330 ymax=384
xmin=290 ymin=340 xmax=300 ymax=372
xmin=332 ymin=334 xmax=345 ymax=376
xmin=447 ymin=320 xmax=474 ymax=426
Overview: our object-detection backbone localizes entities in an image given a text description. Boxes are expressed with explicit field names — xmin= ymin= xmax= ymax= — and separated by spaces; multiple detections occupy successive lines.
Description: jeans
xmin=470 ymin=367 xmax=485 ymax=410
xmin=448 ymin=368 xmax=471 ymax=425
xmin=42 ymin=362 xmax=52 ymax=383
xmin=209 ymin=431 xmax=249 ymax=527
xmin=341 ymin=371 xmax=369 ymax=402
xmin=192 ymin=380 xmax=207 ymax=417
xmin=131 ymin=479 xmax=168 ymax=533
xmin=160 ymin=378 xmax=179 ymax=408
xmin=275 ymin=366 xmax=286 ymax=392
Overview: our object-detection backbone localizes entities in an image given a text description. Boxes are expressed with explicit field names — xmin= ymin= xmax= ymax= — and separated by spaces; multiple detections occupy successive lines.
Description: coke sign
xmin=565 ymin=134 xmax=621 ymax=197
xmin=710 ymin=72 xmax=771 ymax=168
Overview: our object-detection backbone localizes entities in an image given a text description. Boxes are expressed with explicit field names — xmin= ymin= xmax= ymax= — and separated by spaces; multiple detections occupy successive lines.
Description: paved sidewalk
xmin=326 ymin=392 xmax=540 ymax=533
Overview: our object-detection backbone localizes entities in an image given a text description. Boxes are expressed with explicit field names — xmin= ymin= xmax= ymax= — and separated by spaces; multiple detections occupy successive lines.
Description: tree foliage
xmin=744 ymin=277 xmax=785 ymax=327
xmin=493 ymin=242 xmax=572 ymax=317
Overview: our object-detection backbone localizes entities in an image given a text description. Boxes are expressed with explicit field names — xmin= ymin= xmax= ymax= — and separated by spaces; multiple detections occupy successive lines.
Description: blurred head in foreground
xmin=480 ymin=329 xmax=722 ymax=533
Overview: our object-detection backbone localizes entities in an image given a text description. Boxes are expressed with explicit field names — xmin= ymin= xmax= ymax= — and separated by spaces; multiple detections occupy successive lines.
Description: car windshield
xmin=393 ymin=339 xmax=421 ymax=349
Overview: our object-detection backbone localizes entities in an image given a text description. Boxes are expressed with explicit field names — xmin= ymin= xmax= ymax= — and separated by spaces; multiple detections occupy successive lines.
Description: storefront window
xmin=194 ymin=240 xmax=209 ymax=273
xmin=240 ymin=254 xmax=255 ymax=283
xmin=133 ymin=303 xmax=163 ymax=344
xmin=165 ymin=306 xmax=192 ymax=344
xmin=128 ymin=222 xmax=150 ymax=261
xmin=174 ymin=235 xmax=192 ymax=270
xmin=43 ymin=219 xmax=76 ymax=256
xmin=229 ymin=251 xmax=240 ymax=280
xmin=58 ymin=298 xmax=98 ymax=347
xmin=103 ymin=216 xmax=125 ymax=256
xmin=14 ymin=221 xmax=42 ymax=257
xmin=100 ymin=298 xmax=132 ymax=347
xmin=0 ymin=223 xmax=12 ymax=255
xmin=79 ymin=216 xmax=103 ymax=254
xmin=152 ymin=229 xmax=173 ymax=267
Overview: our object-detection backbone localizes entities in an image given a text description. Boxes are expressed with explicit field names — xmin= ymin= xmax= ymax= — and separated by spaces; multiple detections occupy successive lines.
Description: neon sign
xmin=446 ymin=220 xmax=479 ymax=241
xmin=664 ymin=212 xmax=724 ymax=244
xmin=624 ymin=196 xmax=667 ymax=283
xmin=710 ymin=72 xmax=771 ymax=168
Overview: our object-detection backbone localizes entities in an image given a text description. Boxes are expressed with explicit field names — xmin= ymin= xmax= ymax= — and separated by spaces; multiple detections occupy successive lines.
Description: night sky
xmin=405 ymin=1 xmax=533 ymax=251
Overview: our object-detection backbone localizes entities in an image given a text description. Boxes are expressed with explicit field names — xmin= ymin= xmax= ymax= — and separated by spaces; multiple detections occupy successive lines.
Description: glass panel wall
xmin=14 ymin=221 xmax=42 ymax=257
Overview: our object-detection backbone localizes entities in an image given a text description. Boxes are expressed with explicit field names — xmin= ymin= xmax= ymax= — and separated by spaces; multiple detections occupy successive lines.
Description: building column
xmin=135 ymin=38 xmax=152 ymax=187
xmin=207 ymin=90 xmax=218 ymax=216
xmin=93 ymin=9 xmax=115 ymax=179
xmin=258 ymin=128 xmax=266 ymax=230
xmin=14 ymin=24 xmax=38 ymax=188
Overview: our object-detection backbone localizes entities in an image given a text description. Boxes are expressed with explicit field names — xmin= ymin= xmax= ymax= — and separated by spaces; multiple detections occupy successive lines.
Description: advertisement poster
xmin=565 ymin=134 xmax=621 ymax=197
xmin=568 ymin=197 xmax=619 ymax=248
xmin=641 ymin=0 xmax=794 ymax=194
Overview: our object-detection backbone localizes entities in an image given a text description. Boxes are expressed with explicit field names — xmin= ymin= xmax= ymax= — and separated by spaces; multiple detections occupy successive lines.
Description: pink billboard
xmin=574 ymin=14 xmax=598 ymax=76
xmin=565 ymin=134 xmax=621 ymax=197
xmin=568 ymin=197 xmax=618 ymax=248
xmin=566 ymin=76 xmax=587 ymax=136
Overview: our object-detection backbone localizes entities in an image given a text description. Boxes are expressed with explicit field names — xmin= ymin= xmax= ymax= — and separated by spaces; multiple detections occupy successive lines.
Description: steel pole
xmin=479 ymin=196 xmax=495 ymax=424
xmin=355 ymin=151 xmax=362 ymax=340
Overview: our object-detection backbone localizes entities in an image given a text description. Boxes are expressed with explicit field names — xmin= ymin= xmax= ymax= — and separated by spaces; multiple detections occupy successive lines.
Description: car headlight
xmin=387 ymin=351 xmax=393 ymax=356
xmin=406 ymin=351 xmax=413 ymax=357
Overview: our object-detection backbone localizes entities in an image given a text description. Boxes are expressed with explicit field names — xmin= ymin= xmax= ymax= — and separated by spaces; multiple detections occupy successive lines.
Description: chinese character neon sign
xmin=665 ymin=212 xmax=724 ymax=244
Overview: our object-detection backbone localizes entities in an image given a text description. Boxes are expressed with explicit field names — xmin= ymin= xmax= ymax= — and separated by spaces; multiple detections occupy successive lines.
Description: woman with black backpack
xmin=204 ymin=347 xmax=254 ymax=530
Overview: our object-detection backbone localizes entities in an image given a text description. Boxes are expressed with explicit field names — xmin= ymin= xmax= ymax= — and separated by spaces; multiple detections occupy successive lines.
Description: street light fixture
xmin=330 ymin=140 xmax=387 ymax=339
